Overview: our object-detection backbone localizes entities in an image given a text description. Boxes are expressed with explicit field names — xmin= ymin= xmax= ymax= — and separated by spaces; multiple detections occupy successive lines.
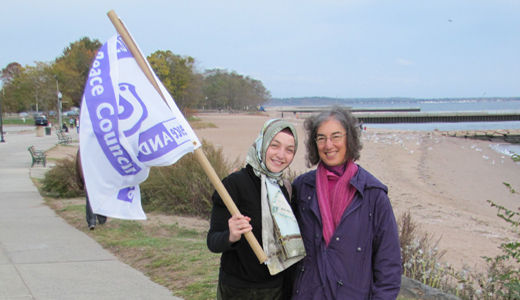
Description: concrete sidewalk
xmin=0 ymin=127 xmax=181 ymax=300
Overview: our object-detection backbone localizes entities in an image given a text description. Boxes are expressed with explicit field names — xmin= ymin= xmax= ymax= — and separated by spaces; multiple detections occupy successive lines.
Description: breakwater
xmin=440 ymin=129 xmax=520 ymax=144
xmin=355 ymin=111 xmax=520 ymax=124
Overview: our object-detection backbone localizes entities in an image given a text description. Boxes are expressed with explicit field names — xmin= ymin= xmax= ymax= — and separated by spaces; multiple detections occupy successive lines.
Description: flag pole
xmin=107 ymin=10 xmax=267 ymax=264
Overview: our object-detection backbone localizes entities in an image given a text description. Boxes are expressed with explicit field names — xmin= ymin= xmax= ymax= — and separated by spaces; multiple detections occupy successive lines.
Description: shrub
xmin=481 ymin=198 xmax=520 ymax=299
xmin=39 ymin=140 xmax=238 ymax=218
xmin=397 ymin=180 xmax=520 ymax=299
xmin=399 ymin=211 xmax=448 ymax=289
xmin=41 ymin=156 xmax=84 ymax=198
xmin=141 ymin=140 xmax=236 ymax=218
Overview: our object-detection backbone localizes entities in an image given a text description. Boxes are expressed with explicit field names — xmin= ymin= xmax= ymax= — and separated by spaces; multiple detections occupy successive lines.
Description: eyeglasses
xmin=315 ymin=133 xmax=346 ymax=146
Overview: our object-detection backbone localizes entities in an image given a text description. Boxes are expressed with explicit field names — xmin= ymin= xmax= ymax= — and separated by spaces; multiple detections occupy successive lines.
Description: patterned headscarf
xmin=245 ymin=118 xmax=298 ymax=183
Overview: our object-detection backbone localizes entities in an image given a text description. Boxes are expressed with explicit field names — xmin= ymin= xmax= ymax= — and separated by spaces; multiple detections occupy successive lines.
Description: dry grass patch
xmin=41 ymin=194 xmax=220 ymax=300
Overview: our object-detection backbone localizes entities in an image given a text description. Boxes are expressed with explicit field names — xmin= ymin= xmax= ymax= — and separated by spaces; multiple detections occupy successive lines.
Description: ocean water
xmin=269 ymin=98 xmax=520 ymax=155
xmin=352 ymin=98 xmax=520 ymax=131
xmin=354 ymin=98 xmax=520 ymax=156
xmin=352 ymin=98 xmax=520 ymax=113
xmin=367 ymin=121 xmax=520 ymax=131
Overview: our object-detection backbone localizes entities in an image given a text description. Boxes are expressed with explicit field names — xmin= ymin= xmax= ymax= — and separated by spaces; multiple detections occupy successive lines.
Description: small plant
xmin=503 ymin=182 xmax=516 ymax=194
xmin=482 ymin=200 xmax=520 ymax=299
xmin=41 ymin=156 xmax=84 ymax=198
xmin=398 ymin=211 xmax=448 ymax=289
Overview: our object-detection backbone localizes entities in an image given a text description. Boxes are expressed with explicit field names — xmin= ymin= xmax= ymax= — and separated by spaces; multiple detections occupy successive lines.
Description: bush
xmin=41 ymin=157 xmax=84 ymax=198
xmin=141 ymin=140 xmax=236 ymax=218
xmin=39 ymin=140 xmax=236 ymax=217
xmin=481 ymin=199 xmax=520 ymax=299
xmin=397 ymin=180 xmax=520 ymax=299
xmin=399 ymin=211 xmax=448 ymax=289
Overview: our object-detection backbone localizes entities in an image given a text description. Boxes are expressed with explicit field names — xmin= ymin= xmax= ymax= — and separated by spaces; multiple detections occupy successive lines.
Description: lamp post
xmin=0 ymin=88 xmax=5 ymax=142
xmin=56 ymin=78 xmax=62 ymax=129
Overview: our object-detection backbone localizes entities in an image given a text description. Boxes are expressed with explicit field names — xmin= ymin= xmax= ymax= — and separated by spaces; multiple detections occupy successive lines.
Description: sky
xmin=1 ymin=0 xmax=519 ymax=99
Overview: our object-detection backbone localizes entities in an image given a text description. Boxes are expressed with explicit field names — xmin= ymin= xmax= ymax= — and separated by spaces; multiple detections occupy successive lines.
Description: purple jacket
xmin=291 ymin=166 xmax=401 ymax=300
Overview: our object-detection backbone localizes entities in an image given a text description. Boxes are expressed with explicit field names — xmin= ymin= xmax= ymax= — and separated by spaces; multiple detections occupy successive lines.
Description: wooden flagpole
xmin=107 ymin=10 xmax=267 ymax=263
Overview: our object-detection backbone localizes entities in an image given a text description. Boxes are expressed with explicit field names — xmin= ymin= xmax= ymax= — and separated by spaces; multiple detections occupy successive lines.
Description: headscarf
xmin=245 ymin=119 xmax=298 ymax=183
xmin=245 ymin=119 xmax=306 ymax=275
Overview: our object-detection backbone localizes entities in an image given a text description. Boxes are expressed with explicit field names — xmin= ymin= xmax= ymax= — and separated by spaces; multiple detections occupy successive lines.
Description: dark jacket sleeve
xmin=371 ymin=190 xmax=402 ymax=299
xmin=207 ymin=171 xmax=245 ymax=253
xmin=207 ymin=185 xmax=234 ymax=253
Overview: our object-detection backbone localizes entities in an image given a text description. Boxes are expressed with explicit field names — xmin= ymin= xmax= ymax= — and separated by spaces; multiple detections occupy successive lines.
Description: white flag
xmin=79 ymin=35 xmax=201 ymax=220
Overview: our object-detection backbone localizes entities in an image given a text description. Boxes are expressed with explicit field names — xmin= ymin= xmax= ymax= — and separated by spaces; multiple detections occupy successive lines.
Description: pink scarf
xmin=316 ymin=160 xmax=359 ymax=245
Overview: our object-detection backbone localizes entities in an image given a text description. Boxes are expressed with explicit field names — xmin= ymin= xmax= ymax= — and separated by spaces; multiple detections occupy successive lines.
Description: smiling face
xmin=265 ymin=130 xmax=296 ymax=173
xmin=316 ymin=117 xmax=347 ymax=167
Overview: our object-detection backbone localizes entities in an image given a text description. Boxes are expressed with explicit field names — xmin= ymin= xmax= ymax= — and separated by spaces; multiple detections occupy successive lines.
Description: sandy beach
xmin=195 ymin=111 xmax=520 ymax=272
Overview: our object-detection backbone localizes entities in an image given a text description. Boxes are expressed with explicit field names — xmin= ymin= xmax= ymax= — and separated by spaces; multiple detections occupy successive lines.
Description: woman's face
xmin=265 ymin=130 xmax=296 ymax=173
xmin=316 ymin=118 xmax=347 ymax=167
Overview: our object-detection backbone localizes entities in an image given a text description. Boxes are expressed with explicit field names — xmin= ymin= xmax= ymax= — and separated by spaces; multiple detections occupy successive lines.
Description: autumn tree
xmin=1 ymin=37 xmax=271 ymax=114
xmin=147 ymin=50 xmax=203 ymax=110
xmin=1 ymin=62 xmax=22 ymax=84
xmin=53 ymin=37 xmax=101 ymax=108
xmin=0 ymin=62 xmax=58 ymax=113
xmin=1 ymin=62 xmax=24 ymax=112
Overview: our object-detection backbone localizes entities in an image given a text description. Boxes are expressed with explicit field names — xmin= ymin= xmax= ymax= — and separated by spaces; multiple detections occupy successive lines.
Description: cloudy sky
xmin=1 ymin=0 xmax=519 ymax=99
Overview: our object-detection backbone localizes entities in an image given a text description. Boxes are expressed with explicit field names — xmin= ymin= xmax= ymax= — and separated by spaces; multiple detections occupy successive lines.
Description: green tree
xmin=1 ymin=62 xmax=25 ymax=112
xmin=147 ymin=50 xmax=202 ymax=110
xmin=53 ymin=37 xmax=102 ymax=108
xmin=202 ymin=69 xmax=270 ymax=110
xmin=1 ymin=62 xmax=56 ymax=113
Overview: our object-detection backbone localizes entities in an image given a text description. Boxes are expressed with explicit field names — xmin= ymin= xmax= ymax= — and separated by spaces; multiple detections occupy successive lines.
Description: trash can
xmin=45 ymin=127 xmax=51 ymax=136
xmin=36 ymin=126 xmax=44 ymax=137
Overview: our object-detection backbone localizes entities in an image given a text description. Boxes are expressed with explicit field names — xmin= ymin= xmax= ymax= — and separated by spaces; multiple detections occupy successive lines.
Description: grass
xmin=41 ymin=194 xmax=220 ymax=300
xmin=3 ymin=118 xmax=32 ymax=125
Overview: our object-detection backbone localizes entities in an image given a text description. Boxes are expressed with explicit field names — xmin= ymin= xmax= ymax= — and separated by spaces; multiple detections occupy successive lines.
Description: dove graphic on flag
xmin=79 ymin=34 xmax=200 ymax=220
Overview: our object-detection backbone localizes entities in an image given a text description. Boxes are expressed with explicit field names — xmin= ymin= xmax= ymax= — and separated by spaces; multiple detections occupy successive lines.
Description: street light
xmin=0 ymin=88 xmax=5 ymax=142
xmin=56 ymin=78 xmax=62 ymax=129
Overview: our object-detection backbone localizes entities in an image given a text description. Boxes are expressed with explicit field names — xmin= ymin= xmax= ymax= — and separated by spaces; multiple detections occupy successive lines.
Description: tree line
xmin=0 ymin=37 xmax=270 ymax=114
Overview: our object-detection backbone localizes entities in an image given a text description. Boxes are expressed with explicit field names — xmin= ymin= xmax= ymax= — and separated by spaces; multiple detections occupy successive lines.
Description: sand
xmin=194 ymin=111 xmax=520 ymax=272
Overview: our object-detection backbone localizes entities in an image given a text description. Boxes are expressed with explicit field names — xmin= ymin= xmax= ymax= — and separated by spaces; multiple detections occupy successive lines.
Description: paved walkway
xmin=0 ymin=126 xmax=181 ymax=300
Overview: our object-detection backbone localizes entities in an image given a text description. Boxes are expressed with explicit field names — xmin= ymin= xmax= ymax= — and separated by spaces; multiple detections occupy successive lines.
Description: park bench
xmin=28 ymin=146 xmax=47 ymax=167
xmin=56 ymin=130 xmax=72 ymax=145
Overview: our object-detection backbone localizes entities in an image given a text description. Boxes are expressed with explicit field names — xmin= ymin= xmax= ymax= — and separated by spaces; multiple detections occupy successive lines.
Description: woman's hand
xmin=228 ymin=214 xmax=252 ymax=243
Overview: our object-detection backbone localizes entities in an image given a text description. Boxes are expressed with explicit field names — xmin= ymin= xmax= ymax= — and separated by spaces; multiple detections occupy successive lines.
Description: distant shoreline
xmin=265 ymin=96 xmax=520 ymax=106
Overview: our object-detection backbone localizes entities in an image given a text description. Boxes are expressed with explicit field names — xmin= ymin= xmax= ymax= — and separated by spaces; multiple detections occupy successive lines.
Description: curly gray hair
xmin=303 ymin=106 xmax=362 ymax=167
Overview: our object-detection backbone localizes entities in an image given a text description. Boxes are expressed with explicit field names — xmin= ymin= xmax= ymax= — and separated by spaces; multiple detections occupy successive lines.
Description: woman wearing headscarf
xmin=291 ymin=107 xmax=401 ymax=299
xmin=207 ymin=119 xmax=305 ymax=300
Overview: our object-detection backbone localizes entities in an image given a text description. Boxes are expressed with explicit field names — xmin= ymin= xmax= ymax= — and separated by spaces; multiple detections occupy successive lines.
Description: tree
xmin=202 ymin=69 xmax=270 ymax=110
xmin=1 ymin=62 xmax=56 ymax=113
xmin=147 ymin=50 xmax=202 ymax=110
xmin=1 ymin=62 xmax=23 ymax=85
xmin=53 ymin=37 xmax=102 ymax=108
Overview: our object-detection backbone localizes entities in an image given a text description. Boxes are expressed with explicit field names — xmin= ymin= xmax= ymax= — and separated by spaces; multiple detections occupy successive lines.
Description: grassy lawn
xmin=43 ymin=196 xmax=220 ymax=300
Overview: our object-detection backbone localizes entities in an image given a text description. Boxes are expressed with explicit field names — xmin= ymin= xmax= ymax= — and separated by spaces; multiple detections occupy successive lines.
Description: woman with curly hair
xmin=291 ymin=107 xmax=401 ymax=299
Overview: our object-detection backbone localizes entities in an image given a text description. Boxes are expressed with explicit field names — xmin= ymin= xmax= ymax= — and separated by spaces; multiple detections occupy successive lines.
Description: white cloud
xmin=396 ymin=58 xmax=414 ymax=66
